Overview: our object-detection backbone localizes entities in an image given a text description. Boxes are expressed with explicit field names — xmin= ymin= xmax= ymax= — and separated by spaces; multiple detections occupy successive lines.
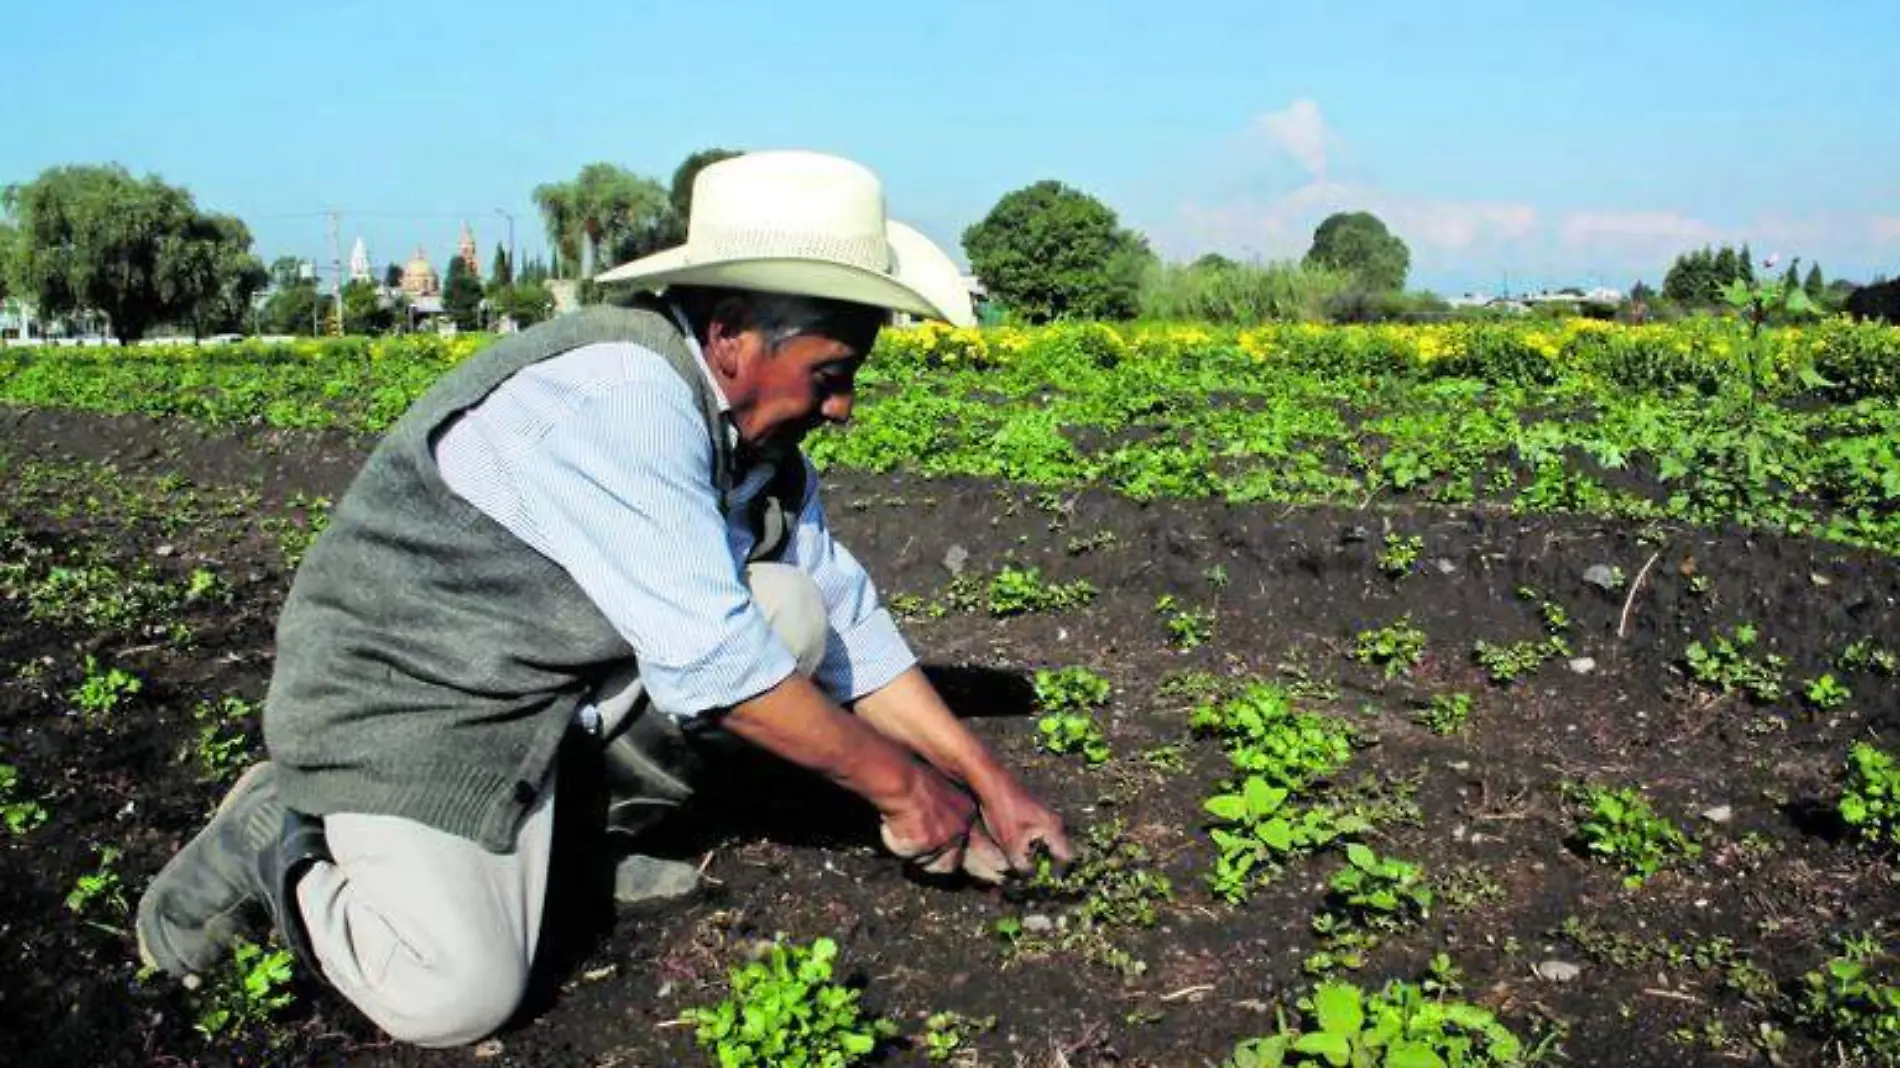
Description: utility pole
xmin=496 ymin=208 xmax=515 ymax=282
xmin=326 ymin=210 xmax=344 ymax=336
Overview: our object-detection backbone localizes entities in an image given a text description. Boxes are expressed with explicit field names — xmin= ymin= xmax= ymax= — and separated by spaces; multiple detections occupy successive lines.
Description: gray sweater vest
xmin=264 ymin=304 xmax=804 ymax=852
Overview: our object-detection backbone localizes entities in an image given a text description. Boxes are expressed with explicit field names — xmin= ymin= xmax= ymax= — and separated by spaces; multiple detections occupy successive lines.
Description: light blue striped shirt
xmin=430 ymin=326 xmax=915 ymax=723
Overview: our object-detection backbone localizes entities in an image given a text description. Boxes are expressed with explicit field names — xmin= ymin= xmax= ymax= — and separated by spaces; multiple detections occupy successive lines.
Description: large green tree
xmin=443 ymin=256 xmax=484 ymax=330
xmin=662 ymin=148 xmax=743 ymax=245
xmin=962 ymin=180 xmax=1150 ymax=322
xmin=340 ymin=279 xmax=393 ymax=334
xmin=0 ymin=220 xmax=15 ymax=301
xmin=1302 ymin=212 xmax=1410 ymax=293
xmin=531 ymin=163 xmax=670 ymax=280
xmin=2 ymin=164 xmax=265 ymax=340
xmin=489 ymin=281 xmax=556 ymax=329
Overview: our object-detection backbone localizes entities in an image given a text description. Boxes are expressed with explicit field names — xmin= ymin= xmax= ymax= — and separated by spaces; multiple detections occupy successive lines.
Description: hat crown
xmin=687 ymin=152 xmax=892 ymax=272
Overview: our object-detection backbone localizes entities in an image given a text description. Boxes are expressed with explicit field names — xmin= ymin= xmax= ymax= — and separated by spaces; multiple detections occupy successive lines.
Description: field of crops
xmin=3 ymin=317 xmax=1899 ymax=1067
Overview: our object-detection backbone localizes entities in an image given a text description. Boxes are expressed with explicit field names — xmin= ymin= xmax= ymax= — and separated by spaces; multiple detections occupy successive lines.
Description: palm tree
xmin=532 ymin=163 xmax=669 ymax=281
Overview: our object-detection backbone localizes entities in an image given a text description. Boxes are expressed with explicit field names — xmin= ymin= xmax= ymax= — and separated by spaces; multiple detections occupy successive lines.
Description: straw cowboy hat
xmin=594 ymin=151 xmax=976 ymax=327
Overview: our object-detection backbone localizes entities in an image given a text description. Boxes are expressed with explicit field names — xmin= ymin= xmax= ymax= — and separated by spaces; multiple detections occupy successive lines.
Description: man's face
xmin=720 ymin=317 xmax=881 ymax=450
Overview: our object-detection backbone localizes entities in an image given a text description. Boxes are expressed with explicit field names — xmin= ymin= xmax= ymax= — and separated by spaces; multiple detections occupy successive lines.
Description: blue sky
xmin=3 ymin=0 xmax=1896 ymax=296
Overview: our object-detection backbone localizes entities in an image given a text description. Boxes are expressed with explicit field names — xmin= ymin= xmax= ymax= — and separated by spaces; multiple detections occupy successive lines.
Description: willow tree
xmin=531 ymin=163 xmax=669 ymax=280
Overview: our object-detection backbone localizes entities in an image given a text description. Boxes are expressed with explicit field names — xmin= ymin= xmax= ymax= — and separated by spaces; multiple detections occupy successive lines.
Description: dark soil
xmin=2 ymin=407 xmax=1897 ymax=1068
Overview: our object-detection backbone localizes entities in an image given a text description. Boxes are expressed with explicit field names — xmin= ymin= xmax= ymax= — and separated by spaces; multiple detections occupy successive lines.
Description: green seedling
xmin=1803 ymin=673 xmax=1851 ymax=711
xmin=1224 ymin=977 xmax=1530 ymax=1068
xmin=192 ymin=697 xmax=259 ymax=784
xmin=684 ymin=937 xmax=895 ymax=1068
xmin=66 ymin=845 xmax=129 ymax=925
xmin=1568 ymin=783 xmax=1700 ymax=888
xmin=0 ymin=764 xmax=49 ymax=835
xmin=1839 ymin=637 xmax=1899 ymax=677
xmin=1472 ymin=638 xmax=1563 ymax=685
xmin=1306 ymin=844 xmax=1433 ymax=975
xmin=1351 ymin=617 xmax=1427 ymax=678
xmin=189 ymin=939 xmax=297 ymax=1040
xmin=70 ymin=656 xmax=141 ymax=723
xmin=1033 ymin=667 xmax=1112 ymax=764
xmin=1840 ymin=742 xmax=1900 ymax=848
xmin=1684 ymin=623 xmax=1786 ymax=702
xmin=1792 ymin=936 xmax=1900 ymax=1064
xmin=1204 ymin=563 xmax=1231 ymax=589
xmin=1415 ymin=692 xmax=1472 ymax=736
xmin=1190 ymin=683 xmax=1354 ymax=787
xmin=922 ymin=1010 xmax=996 ymax=1063
xmin=1376 ymin=534 xmax=1423 ymax=578
xmin=988 ymin=566 xmax=1096 ymax=616
xmin=1155 ymin=594 xmax=1215 ymax=649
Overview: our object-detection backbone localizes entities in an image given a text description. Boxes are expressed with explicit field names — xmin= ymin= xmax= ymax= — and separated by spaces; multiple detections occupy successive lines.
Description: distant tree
xmin=1664 ymin=247 xmax=1720 ymax=306
xmin=383 ymin=262 xmax=403 ymax=289
xmin=0 ymin=221 xmax=15 ymax=302
xmin=1823 ymin=278 xmax=1859 ymax=312
xmin=1191 ymin=252 xmax=1237 ymax=272
xmin=516 ymin=256 xmax=550 ymax=285
xmin=1845 ymin=278 xmax=1900 ymax=324
xmin=663 ymin=148 xmax=743 ymax=245
xmin=340 ymin=279 xmax=392 ymax=334
xmin=532 ymin=163 xmax=670 ymax=280
xmin=1739 ymin=243 xmax=1756 ymax=285
xmin=1804 ymin=263 xmax=1825 ymax=301
xmin=1303 ymin=211 xmax=1410 ymax=292
xmin=263 ymin=280 xmax=320 ymax=335
xmin=1713 ymin=246 xmax=1739 ymax=288
xmin=490 ymin=281 xmax=555 ymax=328
xmin=490 ymin=243 xmax=513 ymax=287
xmin=963 ymin=180 xmax=1150 ymax=322
xmin=1782 ymin=261 xmax=1800 ymax=291
xmin=1630 ymin=279 xmax=1656 ymax=303
xmin=3 ymin=164 xmax=265 ymax=341
xmin=443 ymin=256 xmax=484 ymax=330
xmin=269 ymin=256 xmax=306 ymax=292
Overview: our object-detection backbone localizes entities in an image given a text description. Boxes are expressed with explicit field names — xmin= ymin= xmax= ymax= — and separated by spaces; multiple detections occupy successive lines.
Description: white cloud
xmin=1873 ymin=216 xmax=1900 ymax=243
xmin=1559 ymin=211 xmax=1718 ymax=248
xmin=1174 ymin=178 xmax=1536 ymax=262
xmin=1250 ymin=99 xmax=1330 ymax=179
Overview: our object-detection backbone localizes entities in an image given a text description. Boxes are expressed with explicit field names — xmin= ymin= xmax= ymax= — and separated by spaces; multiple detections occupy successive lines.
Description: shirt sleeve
xmin=781 ymin=456 xmax=918 ymax=700
xmin=508 ymin=374 xmax=797 ymax=720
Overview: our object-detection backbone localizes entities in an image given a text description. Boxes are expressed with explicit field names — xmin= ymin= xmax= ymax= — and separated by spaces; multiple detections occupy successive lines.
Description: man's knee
xmin=366 ymin=953 xmax=529 ymax=1049
xmin=746 ymin=562 xmax=827 ymax=677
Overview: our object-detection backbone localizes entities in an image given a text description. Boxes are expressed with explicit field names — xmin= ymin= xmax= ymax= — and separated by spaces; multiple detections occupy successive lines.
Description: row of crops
xmin=3 ymin=316 xmax=1898 ymax=553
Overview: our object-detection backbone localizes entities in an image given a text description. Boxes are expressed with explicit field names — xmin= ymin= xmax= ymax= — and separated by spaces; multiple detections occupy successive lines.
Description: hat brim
xmin=595 ymin=238 xmax=974 ymax=327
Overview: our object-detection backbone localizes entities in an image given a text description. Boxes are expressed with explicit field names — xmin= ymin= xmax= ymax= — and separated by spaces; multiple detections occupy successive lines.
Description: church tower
xmin=458 ymin=222 xmax=480 ymax=275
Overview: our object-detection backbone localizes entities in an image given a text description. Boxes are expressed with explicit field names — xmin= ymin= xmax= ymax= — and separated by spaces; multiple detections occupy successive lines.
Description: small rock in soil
xmin=473 ymin=1039 xmax=504 ymax=1058
xmin=1534 ymin=960 xmax=1583 ymax=983
xmin=1340 ymin=525 xmax=1370 ymax=544
xmin=1701 ymin=805 xmax=1734 ymax=824
xmin=1568 ymin=657 xmax=1597 ymax=675
xmin=1022 ymin=914 xmax=1055 ymax=934
xmin=1432 ymin=558 xmax=1458 ymax=575
xmin=1582 ymin=564 xmax=1619 ymax=592
xmin=943 ymin=544 xmax=969 ymax=576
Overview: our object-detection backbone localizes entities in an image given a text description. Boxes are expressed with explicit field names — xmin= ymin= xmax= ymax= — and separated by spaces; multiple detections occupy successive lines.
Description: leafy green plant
xmin=189 ymin=939 xmax=297 ymax=1040
xmin=1204 ymin=777 xmax=1369 ymax=904
xmin=987 ymin=566 xmax=1096 ymax=616
xmin=1803 ymin=673 xmax=1851 ymax=711
xmin=1840 ymin=742 xmax=1899 ymax=848
xmin=995 ymin=820 xmax=1174 ymax=978
xmin=191 ymin=697 xmax=259 ymax=784
xmin=1307 ymin=844 xmax=1433 ymax=974
xmin=1032 ymin=667 xmax=1112 ymax=764
xmin=1568 ymin=784 xmax=1700 ymax=888
xmin=922 ymin=1010 xmax=995 ymax=1063
xmin=1155 ymin=594 xmax=1215 ymax=649
xmin=66 ymin=844 xmax=128 ymax=925
xmin=1224 ymin=978 xmax=1530 ymax=1067
xmin=0 ymin=764 xmax=49 ymax=835
xmin=70 ymin=656 xmax=141 ymax=723
xmin=1351 ymin=617 xmax=1427 ymax=679
xmin=1415 ymin=693 xmax=1472 ymax=736
xmin=1839 ymin=637 xmax=1899 ymax=677
xmin=1471 ymin=639 xmax=1558 ymax=685
xmin=1191 ymin=683 xmax=1355 ymax=787
xmin=1376 ymin=534 xmax=1423 ymax=578
xmin=1792 ymin=937 xmax=1900 ymax=1064
xmin=684 ymin=937 xmax=894 ymax=1067
xmin=1684 ymin=624 xmax=1786 ymax=702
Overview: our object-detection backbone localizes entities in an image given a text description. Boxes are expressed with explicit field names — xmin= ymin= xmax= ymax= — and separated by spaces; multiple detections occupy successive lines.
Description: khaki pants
xmin=293 ymin=563 xmax=829 ymax=1047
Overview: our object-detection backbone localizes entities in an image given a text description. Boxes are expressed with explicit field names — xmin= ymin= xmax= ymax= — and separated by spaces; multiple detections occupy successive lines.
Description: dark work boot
xmin=136 ymin=762 xmax=329 ymax=981
xmin=600 ymin=712 xmax=704 ymax=907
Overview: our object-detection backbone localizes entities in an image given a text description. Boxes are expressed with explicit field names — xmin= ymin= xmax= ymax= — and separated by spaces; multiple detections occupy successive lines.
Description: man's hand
xmin=974 ymin=778 xmax=1072 ymax=873
xmin=878 ymin=762 xmax=1011 ymax=881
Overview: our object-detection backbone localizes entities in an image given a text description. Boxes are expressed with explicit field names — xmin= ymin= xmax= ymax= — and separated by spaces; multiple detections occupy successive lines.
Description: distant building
xmin=401 ymin=247 xmax=441 ymax=299
xmin=349 ymin=238 xmax=375 ymax=284
xmin=457 ymin=222 xmax=480 ymax=275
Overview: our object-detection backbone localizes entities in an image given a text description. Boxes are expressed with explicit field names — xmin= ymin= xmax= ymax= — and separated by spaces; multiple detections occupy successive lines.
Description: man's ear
xmin=704 ymin=319 xmax=746 ymax=379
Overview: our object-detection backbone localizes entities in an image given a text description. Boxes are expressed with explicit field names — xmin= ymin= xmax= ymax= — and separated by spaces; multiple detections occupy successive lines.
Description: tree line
xmin=3 ymin=154 xmax=1893 ymax=340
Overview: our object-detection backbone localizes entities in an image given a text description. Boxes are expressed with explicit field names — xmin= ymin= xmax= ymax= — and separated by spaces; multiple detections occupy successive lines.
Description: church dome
xmin=401 ymin=247 xmax=440 ymax=297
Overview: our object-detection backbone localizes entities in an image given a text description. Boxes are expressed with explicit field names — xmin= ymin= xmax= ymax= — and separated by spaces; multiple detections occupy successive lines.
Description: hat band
xmin=691 ymin=227 xmax=891 ymax=274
